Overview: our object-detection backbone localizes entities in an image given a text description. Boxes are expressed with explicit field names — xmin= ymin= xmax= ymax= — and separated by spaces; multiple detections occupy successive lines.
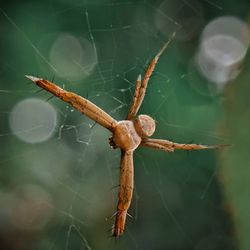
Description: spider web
xmin=0 ymin=0 xmax=245 ymax=249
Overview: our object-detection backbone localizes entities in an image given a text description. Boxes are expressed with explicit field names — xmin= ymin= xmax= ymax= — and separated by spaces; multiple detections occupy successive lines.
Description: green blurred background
xmin=0 ymin=0 xmax=250 ymax=249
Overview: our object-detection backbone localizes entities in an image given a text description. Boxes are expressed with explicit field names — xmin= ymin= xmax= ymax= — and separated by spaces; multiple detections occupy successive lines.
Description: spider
xmin=26 ymin=32 xmax=223 ymax=237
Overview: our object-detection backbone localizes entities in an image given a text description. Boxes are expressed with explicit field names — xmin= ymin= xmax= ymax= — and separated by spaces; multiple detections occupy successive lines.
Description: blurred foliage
xmin=0 ymin=0 xmax=250 ymax=250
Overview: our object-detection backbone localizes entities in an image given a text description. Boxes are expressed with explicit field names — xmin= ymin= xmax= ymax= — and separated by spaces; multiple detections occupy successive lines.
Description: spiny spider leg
xmin=127 ymin=32 xmax=176 ymax=120
xmin=113 ymin=150 xmax=134 ymax=237
xmin=25 ymin=75 xmax=118 ymax=131
xmin=140 ymin=138 xmax=226 ymax=152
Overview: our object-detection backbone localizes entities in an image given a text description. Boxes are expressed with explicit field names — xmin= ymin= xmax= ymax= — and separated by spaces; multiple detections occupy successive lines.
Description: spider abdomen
xmin=111 ymin=121 xmax=141 ymax=151
xmin=134 ymin=114 xmax=156 ymax=138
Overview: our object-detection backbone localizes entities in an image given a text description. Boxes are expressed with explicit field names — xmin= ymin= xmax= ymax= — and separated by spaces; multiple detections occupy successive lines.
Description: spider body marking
xmin=26 ymin=31 xmax=225 ymax=238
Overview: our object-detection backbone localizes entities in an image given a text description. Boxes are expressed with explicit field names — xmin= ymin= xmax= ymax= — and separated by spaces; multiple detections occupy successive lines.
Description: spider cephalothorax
xmin=26 ymin=31 xmax=223 ymax=238
xmin=110 ymin=120 xmax=141 ymax=151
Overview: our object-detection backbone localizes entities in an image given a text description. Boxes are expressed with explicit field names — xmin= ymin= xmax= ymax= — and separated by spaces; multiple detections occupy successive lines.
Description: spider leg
xmin=140 ymin=138 xmax=227 ymax=152
xmin=127 ymin=74 xmax=141 ymax=120
xmin=127 ymin=32 xmax=176 ymax=120
xmin=113 ymin=150 xmax=134 ymax=237
xmin=25 ymin=75 xmax=118 ymax=131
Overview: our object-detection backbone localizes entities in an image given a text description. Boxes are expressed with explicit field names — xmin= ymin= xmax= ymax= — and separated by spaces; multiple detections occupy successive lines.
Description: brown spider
xmin=26 ymin=32 xmax=222 ymax=237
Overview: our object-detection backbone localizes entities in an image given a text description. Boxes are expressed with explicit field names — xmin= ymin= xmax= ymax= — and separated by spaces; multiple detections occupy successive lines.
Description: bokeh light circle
xmin=9 ymin=98 xmax=58 ymax=143
xmin=196 ymin=16 xmax=250 ymax=86
xmin=49 ymin=33 xmax=97 ymax=81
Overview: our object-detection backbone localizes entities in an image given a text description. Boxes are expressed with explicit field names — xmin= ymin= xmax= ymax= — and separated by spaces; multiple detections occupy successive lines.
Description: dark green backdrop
xmin=1 ymin=0 xmax=250 ymax=249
